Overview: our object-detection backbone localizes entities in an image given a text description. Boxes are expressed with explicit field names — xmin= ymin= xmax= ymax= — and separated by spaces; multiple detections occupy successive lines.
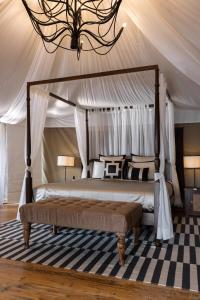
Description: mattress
xmin=34 ymin=179 xmax=174 ymax=212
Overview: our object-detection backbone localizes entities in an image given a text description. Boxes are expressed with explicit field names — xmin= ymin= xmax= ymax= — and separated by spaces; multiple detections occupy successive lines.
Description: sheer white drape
xmin=88 ymin=75 xmax=174 ymax=240
xmin=0 ymin=123 xmax=7 ymax=205
xmin=130 ymin=107 xmax=154 ymax=156
xmin=0 ymin=15 xmax=55 ymax=124
xmin=17 ymin=92 xmax=48 ymax=218
xmin=155 ymin=74 xmax=173 ymax=240
xmin=1 ymin=1 xmax=200 ymax=121
xmin=88 ymin=106 xmax=154 ymax=158
xmin=0 ymin=34 xmax=54 ymax=124
xmin=166 ymin=100 xmax=182 ymax=207
xmin=124 ymin=0 xmax=200 ymax=86
xmin=74 ymin=108 xmax=87 ymax=178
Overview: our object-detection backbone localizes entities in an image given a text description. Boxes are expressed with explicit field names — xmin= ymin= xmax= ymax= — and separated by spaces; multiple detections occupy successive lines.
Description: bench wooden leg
xmin=23 ymin=223 xmax=31 ymax=249
xmin=116 ymin=234 xmax=125 ymax=266
xmin=53 ymin=225 xmax=58 ymax=235
xmin=155 ymin=239 xmax=162 ymax=247
xmin=133 ymin=224 xmax=140 ymax=246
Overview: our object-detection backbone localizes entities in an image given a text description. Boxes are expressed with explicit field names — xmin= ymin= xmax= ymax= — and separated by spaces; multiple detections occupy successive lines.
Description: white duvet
xmin=34 ymin=178 xmax=174 ymax=212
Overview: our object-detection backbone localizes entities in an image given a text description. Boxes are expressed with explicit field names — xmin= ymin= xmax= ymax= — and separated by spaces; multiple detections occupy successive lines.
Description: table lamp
xmin=184 ymin=156 xmax=200 ymax=188
xmin=57 ymin=156 xmax=75 ymax=181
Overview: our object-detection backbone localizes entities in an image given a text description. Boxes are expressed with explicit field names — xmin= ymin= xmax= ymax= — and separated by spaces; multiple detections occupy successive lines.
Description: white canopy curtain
xmin=88 ymin=106 xmax=154 ymax=159
xmin=0 ymin=123 xmax=7 ymax=205
xmin=17 ymin=91 xmax=48 ymax=219
xmin=86 ymin=75 xmax=175 ymax=240
xmin=155 ymin=74 xmax=173 ymax=240
xmin=166 ymin=100 xmax=182 ymax=207
xmin=74 ymin=108 xmax=87 ymax=178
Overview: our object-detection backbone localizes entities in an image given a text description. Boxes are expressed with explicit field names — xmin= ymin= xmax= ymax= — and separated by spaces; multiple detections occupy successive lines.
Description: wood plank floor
xmin=0 ymin=204 xmax=199 ymax=300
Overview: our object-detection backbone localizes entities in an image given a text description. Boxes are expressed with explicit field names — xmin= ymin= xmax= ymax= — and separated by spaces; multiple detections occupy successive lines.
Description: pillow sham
xmin=127 ymin=163 xmax=149 ymax=181
xmin=129 ymin=161 xmax=155 ymax=180
xmin=99 ymin=154 xmax=126 ymax=162
xmin=104 ymin=160 xmax=125 ymax=179
xmin=92 ymin=161 xmax=105 ymax=179
xmin=99 ymin=155 xmax=126 ymax=179
xmin=131 ymin=154 xmax=155 ymax=163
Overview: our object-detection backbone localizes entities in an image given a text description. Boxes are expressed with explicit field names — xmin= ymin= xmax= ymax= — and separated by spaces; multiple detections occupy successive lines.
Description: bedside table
xmin=184 ymin=188 xmax=200 ymax=216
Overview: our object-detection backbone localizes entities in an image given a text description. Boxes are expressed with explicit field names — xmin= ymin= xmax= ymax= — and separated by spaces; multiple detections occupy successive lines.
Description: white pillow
xmin=129 ymin=161 xmax=155 ymax=180
xmin=92 ymin=161 xmax=105 ymax=179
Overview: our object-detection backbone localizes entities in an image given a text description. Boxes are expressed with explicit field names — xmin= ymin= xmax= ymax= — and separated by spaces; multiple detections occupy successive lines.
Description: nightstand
xmin=184 ymin=187 xmax=200 ymax=216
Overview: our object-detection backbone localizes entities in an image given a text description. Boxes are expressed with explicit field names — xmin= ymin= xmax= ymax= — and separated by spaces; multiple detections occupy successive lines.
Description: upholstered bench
xmin=19 ymin=198 xmax=142 ymax=265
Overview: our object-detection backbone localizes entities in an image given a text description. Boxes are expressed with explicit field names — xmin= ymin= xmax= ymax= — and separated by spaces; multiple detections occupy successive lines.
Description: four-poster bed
xmin=24 ymin=64 xmax=174 ymax=244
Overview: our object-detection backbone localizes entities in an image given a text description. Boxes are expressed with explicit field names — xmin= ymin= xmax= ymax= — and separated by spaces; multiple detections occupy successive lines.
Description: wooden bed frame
xmin=25 ymin=64 xmax=161 ymax=243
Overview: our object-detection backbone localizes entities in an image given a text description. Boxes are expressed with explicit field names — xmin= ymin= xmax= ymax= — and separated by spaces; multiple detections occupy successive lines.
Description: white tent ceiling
xmin=0 ymin=0 xmax=200 ymax=123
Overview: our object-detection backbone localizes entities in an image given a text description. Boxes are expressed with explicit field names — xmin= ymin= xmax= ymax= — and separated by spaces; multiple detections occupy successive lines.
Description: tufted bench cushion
xmin=20 ymin=197 xmax=142 ymax=265
xmin=20 ymin=198 xmax=142 ymax=234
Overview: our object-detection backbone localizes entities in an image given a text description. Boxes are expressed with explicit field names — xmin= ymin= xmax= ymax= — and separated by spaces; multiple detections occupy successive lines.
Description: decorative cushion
xmin=131 ymin=155 xmax=155 ymax=180
xmin=104 ymin=160 xmax=124 ymax=179
xmin=99 ymin=155 xmax=126 ymax=179
xmin=130 ymin=161 xmax=155 ymax=180
xmin=92 ymin=161 xmax=105 ymax=179
xmin=127 ymin=162 xmax=149 ymax=181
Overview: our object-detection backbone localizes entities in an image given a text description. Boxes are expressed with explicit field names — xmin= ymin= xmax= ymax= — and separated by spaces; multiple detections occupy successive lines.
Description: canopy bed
xmin=19 ymin=64 xmax=181 ymax=244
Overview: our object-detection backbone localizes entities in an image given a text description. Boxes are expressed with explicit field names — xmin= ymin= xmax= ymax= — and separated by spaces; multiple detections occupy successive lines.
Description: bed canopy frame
xmin=25 ymin=64 xmax=162 ymax=241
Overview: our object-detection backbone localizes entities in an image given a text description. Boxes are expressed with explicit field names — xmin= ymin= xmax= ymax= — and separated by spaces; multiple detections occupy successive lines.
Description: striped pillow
xmin=131 ymin=155 xmax=155 ymax=180
xmin=127 ymin=163 xmax=149 ymax=181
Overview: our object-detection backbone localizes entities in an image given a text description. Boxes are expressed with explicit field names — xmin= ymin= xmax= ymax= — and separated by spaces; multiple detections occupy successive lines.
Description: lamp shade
xmin=184 ymin=156 xmax=200 ymax=169
xmin=57 ymin=156 xmax=74 ymax=167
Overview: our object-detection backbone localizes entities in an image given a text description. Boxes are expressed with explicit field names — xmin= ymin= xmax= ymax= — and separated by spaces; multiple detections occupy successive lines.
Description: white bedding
xmin=34 ymin=179 xmax=173 ymax=212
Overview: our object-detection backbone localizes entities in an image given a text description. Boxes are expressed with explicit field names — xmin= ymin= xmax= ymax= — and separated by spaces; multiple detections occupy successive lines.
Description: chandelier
xmin=22 ymin=0 xmax=126 ymax=59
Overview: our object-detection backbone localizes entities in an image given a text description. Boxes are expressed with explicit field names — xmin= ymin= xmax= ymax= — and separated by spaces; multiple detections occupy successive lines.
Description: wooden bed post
xmin=154 ymin=66 xmax=160 ymax=173
xmin=86 ymin=109 xmax=90 ymax=178
xmin=26 ymin=83 xmax=33 ymax=203
xmin=154 ymin=66 xmax=160 ymax=245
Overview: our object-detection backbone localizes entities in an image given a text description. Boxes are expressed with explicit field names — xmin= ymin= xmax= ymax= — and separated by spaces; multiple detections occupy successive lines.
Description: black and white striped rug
xmin=0 ymin=216 xmax=200 ymax=292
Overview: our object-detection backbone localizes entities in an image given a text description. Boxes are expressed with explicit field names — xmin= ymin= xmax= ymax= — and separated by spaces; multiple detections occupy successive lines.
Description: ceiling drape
xmin=0 ymin=0 xmax=200 ymax=124
xmin=124 ymin=0 xmax=200 ymax=86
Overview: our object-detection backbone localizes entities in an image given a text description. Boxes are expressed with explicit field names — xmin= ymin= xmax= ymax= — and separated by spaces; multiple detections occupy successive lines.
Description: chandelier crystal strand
xmin=22 ymin=0 xmax=126 ymax=59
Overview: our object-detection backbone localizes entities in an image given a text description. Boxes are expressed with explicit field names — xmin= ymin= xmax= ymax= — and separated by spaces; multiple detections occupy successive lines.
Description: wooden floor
xmin=0 ymin=205 xmax=199 ymax=300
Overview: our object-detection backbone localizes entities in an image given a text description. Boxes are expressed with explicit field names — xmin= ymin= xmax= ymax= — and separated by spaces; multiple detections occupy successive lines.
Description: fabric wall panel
xmin=6 ymin=124 xmax=42 ymax=203
xmin=43 ymin=128 xmax=82 ymax=183
xmin=6 ymin=124 xmax=25 ymax=203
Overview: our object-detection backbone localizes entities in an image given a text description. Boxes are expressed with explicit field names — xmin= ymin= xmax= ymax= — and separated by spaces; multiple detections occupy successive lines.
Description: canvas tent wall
xmin=0 ymin=0 xmax=200 ymax=123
